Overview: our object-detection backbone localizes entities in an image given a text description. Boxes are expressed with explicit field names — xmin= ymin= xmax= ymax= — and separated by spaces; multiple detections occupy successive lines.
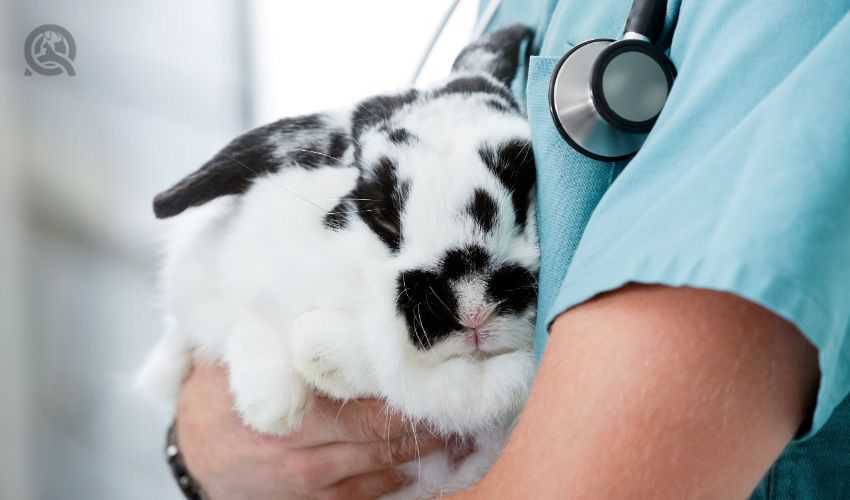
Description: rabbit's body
xmin=139 ymin=25 xmax=539 ymax=497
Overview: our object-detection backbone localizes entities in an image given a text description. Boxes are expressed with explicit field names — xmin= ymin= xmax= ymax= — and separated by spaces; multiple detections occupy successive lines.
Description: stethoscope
xmin=413 ymin=0 xmax=675 ymax=162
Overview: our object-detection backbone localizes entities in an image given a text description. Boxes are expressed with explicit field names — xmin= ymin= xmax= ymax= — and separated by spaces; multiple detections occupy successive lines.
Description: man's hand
xmin=176 ymin=362 xmax=446 ymax=500
xmin=458 ymin=285 xmax=819 ymax=499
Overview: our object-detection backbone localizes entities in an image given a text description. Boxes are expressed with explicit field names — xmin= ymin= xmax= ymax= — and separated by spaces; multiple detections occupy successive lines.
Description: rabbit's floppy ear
xmin=450 ymin=24 xmax=533 ymax=86
xmin=153 ymin=113 xmax=350 ymax=219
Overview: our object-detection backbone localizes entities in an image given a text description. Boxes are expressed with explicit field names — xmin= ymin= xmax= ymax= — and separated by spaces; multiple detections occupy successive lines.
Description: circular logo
xmin=24 ymin=24 xmax=76 ymax=76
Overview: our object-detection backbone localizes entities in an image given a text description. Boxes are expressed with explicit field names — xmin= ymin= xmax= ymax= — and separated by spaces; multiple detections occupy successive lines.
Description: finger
xmin=294 ymin=398 xmax=432 ymax=445
xmin=184 ymin=366 xmax=427 ymax=448
xmin=319 ymin=469 xmax=411 ymax=500
xmin=303 ymin=431 xmax=447 ymax=485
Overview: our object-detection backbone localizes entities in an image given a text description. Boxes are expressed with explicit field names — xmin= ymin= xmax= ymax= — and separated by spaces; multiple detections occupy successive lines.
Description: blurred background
xmin=0 ymin=1 xmax=478 ymax=498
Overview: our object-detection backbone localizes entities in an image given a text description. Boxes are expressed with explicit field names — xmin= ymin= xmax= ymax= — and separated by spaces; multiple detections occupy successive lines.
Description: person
xmin=173 ymin=0 xmax=850 ymax=498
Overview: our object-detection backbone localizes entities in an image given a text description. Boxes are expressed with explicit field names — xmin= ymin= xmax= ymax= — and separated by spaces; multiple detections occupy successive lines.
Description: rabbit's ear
xmin=450 ymin=24 xmax=533 ymax=86
xmin=153 ymin=113 xmax=350 ymax=218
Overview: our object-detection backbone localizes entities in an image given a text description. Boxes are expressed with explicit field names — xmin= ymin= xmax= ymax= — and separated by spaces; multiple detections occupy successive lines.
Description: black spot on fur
xmin=441 ymin=245 xmax=491 ymax=281
xmin=327 ymin=132 xmax=350 ymax=161
xmin=352 ymin=90 xmax=419 ymax=139
xmin=433 ymin=76 xmax=519 ymax=111
xmin=486 ymin=264 xmax=537 ymax=315
xmin=478 ymin=139 xmax=535 ymax=229
xmin=396 ymin=269 xmax=462 ymax=350
xmin=153 ymin=113 xmax=350 ymax=219
xmin=398 ymin=245 xmax=495 ymax=349
xmin=278 ymin=114 xmax=324 ymax=131
xmin=396 ymin=245 xmax=537 ymax=351
xmin=484 ymin=98 xmax=512 ymax=113
xmin=450 ymin=24 xmax=533 ymax=85
xmin=350 ymin=156 xmax=409 ymax=251
xmin=466 ymin=189 xmax=498 ymax=233
xmin=323 ymin=201 xmax=349 ymax=230
xmin=387 ymin=127 xmax=414 ymax=145
xmin=290 ymin=143 xmax=329 ymax=169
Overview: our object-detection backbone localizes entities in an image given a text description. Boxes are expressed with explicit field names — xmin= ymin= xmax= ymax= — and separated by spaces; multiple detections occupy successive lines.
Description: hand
xmin=176 ymin=362 xmax=447 ymax=500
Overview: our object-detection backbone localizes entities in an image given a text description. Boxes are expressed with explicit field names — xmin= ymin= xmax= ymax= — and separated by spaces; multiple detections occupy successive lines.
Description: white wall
xmin=249 ymin=0 xmax=477 ymax=124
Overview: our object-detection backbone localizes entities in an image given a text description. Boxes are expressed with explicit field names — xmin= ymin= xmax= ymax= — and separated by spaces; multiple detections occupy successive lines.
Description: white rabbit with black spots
xmin=138 ymin=25 xmax=539 ymax=498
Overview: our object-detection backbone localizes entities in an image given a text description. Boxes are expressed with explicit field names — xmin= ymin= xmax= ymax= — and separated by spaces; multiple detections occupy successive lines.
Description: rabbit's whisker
xmin=414 ymin=303 xmax=434 ymax=351
xmin=428 ymin=285 xmax=456 ymax=318
xmin=414 ymin=304 xmax=441 ymax=366
xmin=283 ymin=147 xmax=344 ymax=164
xmin=221 ymin=153 xmax=330 ymax=212
xmin=408 ymin=418 xmax=423 ymax=495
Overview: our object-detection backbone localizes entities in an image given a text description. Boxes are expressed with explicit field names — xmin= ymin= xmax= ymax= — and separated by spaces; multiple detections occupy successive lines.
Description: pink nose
xmin=460 ymin=306 xmax=492 ymax=329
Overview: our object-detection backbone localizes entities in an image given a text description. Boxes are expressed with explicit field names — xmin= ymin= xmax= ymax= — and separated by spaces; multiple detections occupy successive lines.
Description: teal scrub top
xmin=481 ymin=0 xmax=850 ymax=497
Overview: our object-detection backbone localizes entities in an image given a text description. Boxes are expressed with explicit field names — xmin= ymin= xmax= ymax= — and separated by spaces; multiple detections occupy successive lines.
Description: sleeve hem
xmin=545 ymin=253 xmax=850 ymax=441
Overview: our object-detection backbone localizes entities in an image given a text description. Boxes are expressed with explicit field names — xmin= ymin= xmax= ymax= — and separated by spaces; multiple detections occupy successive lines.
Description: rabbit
xmin=137 ymin=24 xmax=538 ymax=497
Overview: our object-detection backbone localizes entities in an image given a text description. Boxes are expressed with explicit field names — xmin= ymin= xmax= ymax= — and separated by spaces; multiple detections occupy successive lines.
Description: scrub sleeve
xmin=484 ymin=0 xmax=850 ymax=497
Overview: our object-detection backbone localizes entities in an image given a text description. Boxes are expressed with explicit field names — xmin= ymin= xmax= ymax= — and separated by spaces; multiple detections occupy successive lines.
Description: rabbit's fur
xmin=138 ymin=25 xmax=538 ymax=497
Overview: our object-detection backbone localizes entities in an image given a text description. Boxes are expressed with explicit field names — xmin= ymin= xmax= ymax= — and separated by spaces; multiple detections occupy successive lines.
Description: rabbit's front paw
xmin=224 ymin=318 xmax=313 ymax=435
xmin=232 ymin=371 xmax=312 ymax=435
xmin=291 ymin=309 xmax=369 ymax=399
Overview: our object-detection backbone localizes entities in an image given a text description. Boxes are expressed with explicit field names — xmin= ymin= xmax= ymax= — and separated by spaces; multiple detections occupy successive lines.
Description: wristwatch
xmin=165 ymin=421 xmax=207 ymax=500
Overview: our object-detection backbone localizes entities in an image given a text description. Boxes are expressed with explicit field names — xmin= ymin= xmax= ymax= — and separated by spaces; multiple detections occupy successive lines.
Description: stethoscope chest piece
xmin=548 ymin=0 xmax=676 ymax=162
xmin=549 ymin=38 xmax=675 ymax=162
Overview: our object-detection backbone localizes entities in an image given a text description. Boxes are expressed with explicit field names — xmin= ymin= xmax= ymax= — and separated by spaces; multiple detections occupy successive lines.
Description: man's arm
xmin=459 ymin=284 xmax=819 ymax=499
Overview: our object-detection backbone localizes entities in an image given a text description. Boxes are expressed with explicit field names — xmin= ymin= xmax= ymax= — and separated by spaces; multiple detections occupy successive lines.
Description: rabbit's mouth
xmin=467 ymin=326 xmax=489 ymax=350
xmin=406 ymin=305 xmax=535 ymax=365
xmin=444 ymin=346 xmax=521 ymax=362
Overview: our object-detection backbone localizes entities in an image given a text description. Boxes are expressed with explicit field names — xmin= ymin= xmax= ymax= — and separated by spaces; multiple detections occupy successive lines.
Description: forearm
xmin=457 ymin=285 xmax=818 ymax=499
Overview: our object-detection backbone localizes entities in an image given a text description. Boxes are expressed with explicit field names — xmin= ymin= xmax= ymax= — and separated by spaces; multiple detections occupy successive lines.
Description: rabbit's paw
xmin=291 ymin=309 xmax=367 ymax=399
xmin=224 ymin=319 xmax=313 ymax=435
xmin=232 ymin=371 xmax=312 ymax=435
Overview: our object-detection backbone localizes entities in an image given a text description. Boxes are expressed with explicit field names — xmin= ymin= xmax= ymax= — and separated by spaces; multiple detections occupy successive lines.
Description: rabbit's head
xmin=345 ymin=25 xmax=539 ymax=432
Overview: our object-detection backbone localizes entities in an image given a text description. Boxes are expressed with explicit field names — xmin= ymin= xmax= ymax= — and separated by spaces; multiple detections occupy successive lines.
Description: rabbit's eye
xmin=350 ymin=156 xmax=410 ymax=252
xmin=478 ymin=138 xmax=535 ymax=230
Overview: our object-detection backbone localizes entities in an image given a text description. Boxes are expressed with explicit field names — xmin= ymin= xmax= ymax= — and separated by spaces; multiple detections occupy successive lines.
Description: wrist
xmin=166 ymin=420 xmax=208 ymax=500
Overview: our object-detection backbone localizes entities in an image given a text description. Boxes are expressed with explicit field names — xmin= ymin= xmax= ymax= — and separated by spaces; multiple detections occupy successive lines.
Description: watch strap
xmin=165 ymin=421 xmax=207 ymax=500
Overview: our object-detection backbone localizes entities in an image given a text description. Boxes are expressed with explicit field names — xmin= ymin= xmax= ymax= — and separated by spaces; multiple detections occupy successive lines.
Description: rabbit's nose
xmin=460 ymin=303 xmax=496 ymax=330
